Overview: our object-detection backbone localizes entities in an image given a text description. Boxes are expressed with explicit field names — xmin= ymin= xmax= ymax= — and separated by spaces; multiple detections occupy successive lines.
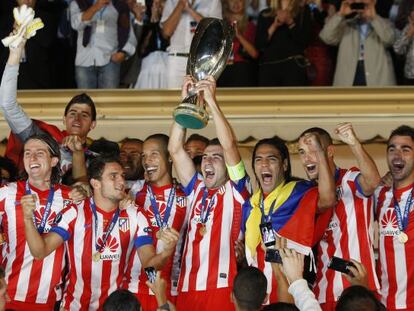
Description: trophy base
xmin=173 ymin=103 xmax=209 ymax=129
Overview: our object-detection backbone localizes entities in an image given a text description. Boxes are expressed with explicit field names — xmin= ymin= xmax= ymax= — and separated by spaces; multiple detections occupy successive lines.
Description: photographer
xmin=319 ymin=0 xmax=396 ymax=86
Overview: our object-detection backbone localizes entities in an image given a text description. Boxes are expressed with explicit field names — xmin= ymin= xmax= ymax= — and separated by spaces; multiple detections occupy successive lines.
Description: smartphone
xmin=260 ymin=222 xmax=276 ymax=248
xmin=144 ymin=267 xmax=157 ymax=283
xmin=350 ymin=2 xmax=366 ymax=10
xmin=328 ymin=256 xmax=355 ymax=276
xmin=264 ymin=248 xmax=282 ymax=264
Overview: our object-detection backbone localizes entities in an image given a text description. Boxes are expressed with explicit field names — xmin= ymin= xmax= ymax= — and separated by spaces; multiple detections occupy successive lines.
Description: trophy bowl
xmin=173 ymin=18 xmax=234 ymax=129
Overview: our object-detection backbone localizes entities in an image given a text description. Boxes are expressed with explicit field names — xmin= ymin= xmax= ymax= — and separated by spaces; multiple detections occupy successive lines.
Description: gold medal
xmin=398 ymin=231 xmax=408 ymax=244
xmin=199 ymin=224 xmax=207 ymax=236
xmin=92 ymin=252 xmax=101 ymax=262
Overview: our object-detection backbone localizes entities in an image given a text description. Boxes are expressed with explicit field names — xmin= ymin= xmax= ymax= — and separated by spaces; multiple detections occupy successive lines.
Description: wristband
xmin=226 ymin=160 xmax=246 ymax=181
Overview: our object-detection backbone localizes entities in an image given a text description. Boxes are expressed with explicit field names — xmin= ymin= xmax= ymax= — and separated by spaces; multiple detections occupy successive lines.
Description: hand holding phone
xmin=328 ymin=256 xmax=356 ymax=276
xmin=144 ymin=267 xmax=157 ymax=283
xmin=265 ymin=248 xmax=282 ymax=263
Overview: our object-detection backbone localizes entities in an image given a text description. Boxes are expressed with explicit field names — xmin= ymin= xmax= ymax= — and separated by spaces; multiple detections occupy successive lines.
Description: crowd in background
xmin=4 ymin=0 xmax=414 ymax=89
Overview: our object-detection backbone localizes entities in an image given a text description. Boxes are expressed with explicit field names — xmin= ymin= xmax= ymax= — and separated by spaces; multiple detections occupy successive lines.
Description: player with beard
xmin=168 ymin=76 xmax=251 ymax=311
xmin=242 ymin=133 xmax=335 ymax=304
xmin=375 ymin=125 xmax=414 ymax=310
xmin=22 ymin=156 xmax=179 ymax=310
xmin=0 ymin=134 xmax=75 ymax=310
xmin=298 ymin=124 xmax=381 ymax=311
xmin=124 ymin=134 xmax=187 ymax=311
xmin=120 ymin=138 xmax=144 ymax=191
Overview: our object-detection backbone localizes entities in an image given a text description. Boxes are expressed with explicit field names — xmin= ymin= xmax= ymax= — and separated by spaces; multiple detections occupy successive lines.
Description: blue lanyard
xmin=90 ymin=198 xmax=120 ymax=252
xmin=147 ymin=184 xmax=176 ymax=229
xmin=259 ymin=193 xmax=276 ymax=224
xmin=393 ymin=187 xmax=414 ymax=231
xmin=200 ymin=188 xmax=217 ymax=224
xmin=25 ymin=181 xmax=55 ymax=234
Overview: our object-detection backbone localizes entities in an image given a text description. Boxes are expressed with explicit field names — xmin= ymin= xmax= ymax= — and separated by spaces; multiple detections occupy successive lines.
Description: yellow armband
xmin=226 ymin=161 xmax=246 ymax=181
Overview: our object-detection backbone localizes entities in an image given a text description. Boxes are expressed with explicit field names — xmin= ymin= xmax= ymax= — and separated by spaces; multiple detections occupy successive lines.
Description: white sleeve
xmin=288 ymin=279 xmax=322 ymax=311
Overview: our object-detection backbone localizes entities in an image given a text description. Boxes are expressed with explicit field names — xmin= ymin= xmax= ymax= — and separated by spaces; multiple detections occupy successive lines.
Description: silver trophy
xmin=173 ymin=18 xmax=234 ymax=129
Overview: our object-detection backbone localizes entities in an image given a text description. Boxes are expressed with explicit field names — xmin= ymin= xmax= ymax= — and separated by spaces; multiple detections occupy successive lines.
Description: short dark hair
xmin=252 ymin=137 xmax=292 ymax=181
xmin=388 ymin=125 xmax=414 ymax=144
xmin=145 ymin=134 xmax=169 ymax=159
xmin=299 ymin=127 xmax=333 ymax=146
xmin=121 ymin=138 xmax=143 ymax=146
xmin=22 ymin=134 xmax=62 ymax=185
xmin=336 ymin=285 xmax=386 ymax=311
xmin=87 ymin=156 xmax=122 ymax=181
xmin=207 ymin=137 xmax=221 ymax=147
xmin=186 ymin=133 xmax=209 ymax=145
xmin=233 ymin=267 xmax=267 ymax=311
xmin=103 ymin=289 xmax=141 ymax=311
xmin=0 ymin=156 xmax=18 ymax=182
xmin=64 ymin=93 xmax=97 ymax=121
xmin=89 ymin=138 xmax=120 ymax=158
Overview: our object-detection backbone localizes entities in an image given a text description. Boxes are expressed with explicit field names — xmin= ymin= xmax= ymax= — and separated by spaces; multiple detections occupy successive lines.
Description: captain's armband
xmin=226 ymin=161 xmax=246 ymax=181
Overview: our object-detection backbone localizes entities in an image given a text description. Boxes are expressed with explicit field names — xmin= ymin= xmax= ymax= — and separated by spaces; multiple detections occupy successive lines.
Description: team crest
xmin=336 ymin=186 xmax=343 ymax=202
xmin=118 ymin=217 xmax=130 ymax=233
xmin=176 ymin=196 xmax=186 ymax=208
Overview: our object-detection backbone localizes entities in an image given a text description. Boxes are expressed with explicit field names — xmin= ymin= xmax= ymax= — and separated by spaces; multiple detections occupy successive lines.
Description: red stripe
xmin=79 ymin=205 xmax=93 ymax=309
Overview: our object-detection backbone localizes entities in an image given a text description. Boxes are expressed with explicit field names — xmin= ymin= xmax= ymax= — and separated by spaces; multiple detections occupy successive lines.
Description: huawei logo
xmin=96 ymin=235 xmax=119 ymax=253
xmin=34 ymin=208 xmax=57 ymax=227
xmin=381 ymin=209 xmax=398 ymax=230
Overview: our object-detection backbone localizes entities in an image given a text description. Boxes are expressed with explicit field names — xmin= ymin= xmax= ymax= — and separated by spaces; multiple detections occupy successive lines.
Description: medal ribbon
xmin=90 ymin=198 xmax=120 ymax=253
xmin=25 ymin=180 xmax=55 ymax=234
xmin=259 ymin=193 xmax=277 ymax=224
xmin=147 ymin=184 xmax=176 ymax=229
xmin=393 ymin=187 xmax=414 ymax=232
xmin=200 ymin=188 xmax=217 ymax=225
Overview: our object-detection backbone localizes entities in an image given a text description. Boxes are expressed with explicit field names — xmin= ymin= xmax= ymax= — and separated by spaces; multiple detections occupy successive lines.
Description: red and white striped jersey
xmin=178 ymin=173 xmax=251 ymax=292
xmin=314 ymin=168 xmax=379 ymax=304
xmin=375 ymin=184 xmax=414 ymax=310
xmin=0 ymin=181 xmax=71 ymax=307
xmin=124 ymin=180 xmax=187 ymax=296
xmin=50 ymin=198 xmax=139 ymax=311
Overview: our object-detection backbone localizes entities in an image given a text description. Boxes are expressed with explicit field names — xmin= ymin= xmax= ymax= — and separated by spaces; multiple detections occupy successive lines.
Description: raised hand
xmin=194 ymin=76 xmax=217 ymax=108
xmin=335 ymin=122 xmax=359 ymax=146
xmin=62 ymin=135 xmax=83 ymax=153
xmin=338 ymin=0 xmax=353 ymax=17
xmin=279 ymin=248 xmax=305 ymax=284
xmin=69 ymin=182 xmax=91 ymax=202
xmin=21 ymin=194 xmax=37 ymax=221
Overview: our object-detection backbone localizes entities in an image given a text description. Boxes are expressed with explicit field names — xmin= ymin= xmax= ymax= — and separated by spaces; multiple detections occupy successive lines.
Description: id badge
xmin=96 ymin=19 xmax=105 ymax=33
xmin=260 ymin=222 xmax=276 ymax=247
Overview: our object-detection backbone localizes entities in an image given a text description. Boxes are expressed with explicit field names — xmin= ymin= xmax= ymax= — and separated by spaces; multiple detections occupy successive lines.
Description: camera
xmin=350 ymin=2 xmax=366 ymax=10
xmin=264 ymin=248 xmax=282 ymax=264
xmin=328 ymin=256 xmax=356 ymax=276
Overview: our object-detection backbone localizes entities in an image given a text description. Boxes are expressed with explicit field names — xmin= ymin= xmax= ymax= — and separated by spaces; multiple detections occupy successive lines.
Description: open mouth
xmin=145 ymin=166 xmax=157 ymax=177
xmin=261 ymin=172 xmax=273 ymax=184
xmin=204 ymin=167 xmax=215 ymax=181
xmin=392 ymin=160 xmax=405 ymax=173
xmin=306 ymin=164 xmax=317 ymax=175
xmin=29 ymin=163 xmax=41 ymax=171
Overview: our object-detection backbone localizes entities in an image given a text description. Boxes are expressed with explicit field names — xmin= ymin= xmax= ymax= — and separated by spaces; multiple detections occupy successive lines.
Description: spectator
xmin=304 ymin=0 xmax=336 ymax=86
xmin=0 ymin=157 xmax=18 ymax=186
xmin=70 ymin=0 xmax=137 ymax=88
xmin=336 ymin=286 xmax=386 ymax=311
xmin=393 ymin=8 xmax=414 ymax=84
xmin=103 ymin=289 xmax=141 ymax=311
xmin=231 ymin=267 xmax=268 ymax=311
xmin=218 ymin=0 xmax=259 ymax=87
xmin=121 ymin=0 xmax=146 ymax=88
xmin=319 ymin=0 xmax=396 ymax=86
xmin=161 ymin=0 xmax=222 ymax=88
xmin=0 ymin=0 xmax=63 ymax=89
xmin=135 ymin=0 xmax=170 ymax=89
xmin=256 ymin=0 xmax=312 ymax=86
